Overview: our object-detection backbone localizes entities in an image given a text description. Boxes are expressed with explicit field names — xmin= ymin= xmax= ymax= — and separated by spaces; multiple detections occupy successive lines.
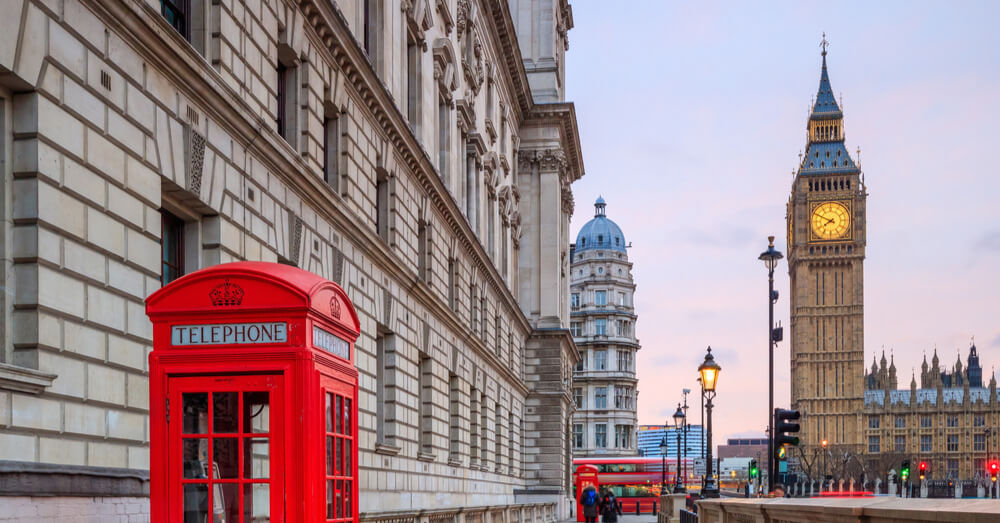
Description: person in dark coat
xmin=599 ymin=488 xmax=622 ymax=523
xmin=579 ymin=485 xmax=601 ymax=523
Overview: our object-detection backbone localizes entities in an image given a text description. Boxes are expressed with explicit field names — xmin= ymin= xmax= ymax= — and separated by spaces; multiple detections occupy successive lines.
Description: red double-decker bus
xmin=572 ymin=457 xmax=695 ymax=514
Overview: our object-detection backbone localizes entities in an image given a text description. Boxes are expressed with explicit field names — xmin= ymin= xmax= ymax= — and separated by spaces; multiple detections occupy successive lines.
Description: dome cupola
xmin=575 ymin=197 xmax=627 ymax=253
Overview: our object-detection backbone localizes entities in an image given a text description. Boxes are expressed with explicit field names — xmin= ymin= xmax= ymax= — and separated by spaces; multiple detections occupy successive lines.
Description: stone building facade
xmin=862 ymin=344 xmax=1000 ymax=481
xmin=569 ymin=198 xmax=639 ymax=457
xmin=786 ymin=45 xmax=867 ymax=455
xmin=0 ymin=0 xmax=583 ymax=519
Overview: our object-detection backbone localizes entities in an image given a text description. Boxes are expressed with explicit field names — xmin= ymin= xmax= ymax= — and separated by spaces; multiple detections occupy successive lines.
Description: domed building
xmin=569 ymin=198 xmax=640 ymax=456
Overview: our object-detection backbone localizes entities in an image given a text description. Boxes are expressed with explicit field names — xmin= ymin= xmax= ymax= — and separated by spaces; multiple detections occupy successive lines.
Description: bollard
xmin=636 ymin=500 xmax=640 ymax=515
xmin=652 ymin=501 xmax=657 ymax=514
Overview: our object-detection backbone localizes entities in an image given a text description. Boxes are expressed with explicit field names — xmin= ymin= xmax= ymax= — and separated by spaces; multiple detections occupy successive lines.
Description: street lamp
xmin=673 ymin=403 xmax=687 ymax=493
xmin=699 ymin=346 xmax=722 ymax=498
xmin=660 ymin=436 xmax=669 ymax=496
xmin=758 ymin=235 xmax=783 ymax=492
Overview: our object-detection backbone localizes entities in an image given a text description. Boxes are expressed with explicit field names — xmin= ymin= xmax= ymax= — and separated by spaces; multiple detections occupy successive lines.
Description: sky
xmin=564 ymin=1 xmax=1000 ymax=444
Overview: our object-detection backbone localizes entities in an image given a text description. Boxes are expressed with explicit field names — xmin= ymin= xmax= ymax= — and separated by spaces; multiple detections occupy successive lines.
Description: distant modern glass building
xmin=637 ymin=425 xmax=705 ymax=458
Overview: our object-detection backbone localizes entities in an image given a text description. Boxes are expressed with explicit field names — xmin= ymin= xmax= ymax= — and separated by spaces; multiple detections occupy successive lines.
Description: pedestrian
xmin=771 ymin=484 xmax=786 ymax=498
xmin=600 ymin=488 xmax=623 ymax=523
xmin=579 ymin=484 xmax=601 ymax=523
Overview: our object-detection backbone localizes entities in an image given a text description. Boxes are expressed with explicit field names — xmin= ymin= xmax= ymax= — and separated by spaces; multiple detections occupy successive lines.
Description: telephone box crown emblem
xmin=330 ymin=297 xmax=341 ymax=318
xmin=210 ymin=279 xmax=245 ymax=306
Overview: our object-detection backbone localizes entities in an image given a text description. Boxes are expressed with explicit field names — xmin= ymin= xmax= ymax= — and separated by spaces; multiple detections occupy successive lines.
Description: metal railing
xmin=679 ymin=509 xmax=698 ymax=523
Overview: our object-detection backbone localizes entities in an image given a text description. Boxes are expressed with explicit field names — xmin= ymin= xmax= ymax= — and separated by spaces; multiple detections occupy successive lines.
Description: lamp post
xmin=682 ymin=388 xmax=691 ymax=492
xmin=673 ymin=403 xmax=687 ymax=493
xmin=699 ymin=346 xmax=722 ymax=498
xmin=758 ymin=236 xmax=783 ymax=492
xmin=660 ymin=436 xmax=669 ymax=496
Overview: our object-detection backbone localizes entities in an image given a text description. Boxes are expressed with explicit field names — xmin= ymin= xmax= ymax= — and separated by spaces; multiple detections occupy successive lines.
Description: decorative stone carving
xmin=517 ymin=149 xmax=568 ymax=175
xmin=435 ymin=0 xmax=454 ymax=34
xmin=403 ymin=0 xmax=433 ymax=50
xmin=186 ymin=128 xmax=206 ymax=195
xmin=433 ymin=38 xmax=458 ymax=101
xmin=456 ymin=0 xmax=470 ymax=38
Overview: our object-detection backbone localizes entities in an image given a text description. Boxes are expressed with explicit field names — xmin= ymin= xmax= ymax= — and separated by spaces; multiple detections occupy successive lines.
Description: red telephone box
xmin=575 ymin=464 xmax=599 ymax=521
xmin=146 ymin=262 xmax=360 ymax=523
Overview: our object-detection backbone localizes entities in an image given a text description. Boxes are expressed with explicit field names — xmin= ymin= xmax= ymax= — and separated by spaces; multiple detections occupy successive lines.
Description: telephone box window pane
xmin=183 ymin=439 xmax=209 ymax=478
xmin=183 ymin=484 xmax=209 ymax=522
xmin=216 ymin=482 xmax=239 ymax=523
xmin=326 ymin=480 xmax=335 ymax=519
xmin=343 ymin=398 xmax=351 ymax=435
xmin=326 ymin=436 xmax=335 ymax=475
xmin=244 ymin=483 xmax=270 ymax=522
xmin=335 ymin=480 xmax=343 ymax=518
xmin=335 ymin=395 xmax=343 ymax=434
xmin=213 ymin=437 xmax=239 ymax=478
xmin=213 ymin=392 xmax=239 ymax=433
xmin=326 ymin=393 xmax=333 ymax=432
xmin=337 ymin=438 xmax=344 ymax=475
xmin=345 ymin=482 xmax=352 ymax=517
xmin=183 ymin=393 xmax=208 ymax=434
xmin=244 ymin=391 xmax=270 ymax=433
xmin=244 ymin=438 xmax=269 ymax=479
xmin=344 ymin=438 xmax=352 ymax=474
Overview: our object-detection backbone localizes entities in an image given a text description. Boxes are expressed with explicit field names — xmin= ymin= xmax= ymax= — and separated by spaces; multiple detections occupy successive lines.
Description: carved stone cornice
xmin=435 ymin=0 xmax=454 ymax=35
xmin=517 ymin=148 xmax=567 ymax=175
xmin=402 ymin=0 xmax=433 ymax=50
xmin=523 ymin=102 xmax=584 ymax=183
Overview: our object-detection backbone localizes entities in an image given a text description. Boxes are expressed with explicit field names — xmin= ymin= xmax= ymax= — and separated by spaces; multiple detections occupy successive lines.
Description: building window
xmin=921 ymin=435 xmax=932 ymax=452
xmin=976 ymin=458 xmax=987 ymax=477
xmin=947 ymin=416 xmax=959 ymax=428
xmin=160 ymin=211 xmax=185 ymax=285
xmin=418 ymin=221 xmax=432 ymax=283
xmin=975 ymin=433 xmax=986 ymax=452
xmin=448 ymin=258 xmax=458 ymax=311
xmin=594 ymin=350 xmax=607 ymax=371
xmin=438 ymin=97 xmax=450 ymax=182
xmin=363 ymin=0 xmax=383 ymax=74
xmin=323 ymin=109 xmax=341 ymax=192
xmin=470 ymin=385 xmax=481 ymax=464
xmin=574 ymin=388 xmax=583 ymax=409
xmin=576 ymin=350 xmax=585 ymax=371
xmin=894 ymin=435 xmax=906 ymax=453
xmin=449 ymin=373 xmax=460 ymax=460
xmin=570 ymin=322 xmax=582 ymax=337
xmin=921 ymin=415 xmax=932 ymax=428
xmin=594 ymin=318 xmax=607 ymax=336
xmin=275 ymin=44 xmax=299 ymax=148
xmin=160 ymin=0 xmax=189 ymax=39
xmin=573 ymin=424 xmax=584 ymax=449
xmin=947 ymin=434 xmax=959 ymax=452
xmin=615 ymin=387 xmax=633 ymax=409
xmin=595 ymin=387 xmax=607 ymax=409
xmin=617 ymin=350 xmax=632 ymax=372
xmin=419 ymin=353 xmax=433 ymax=453
xmin=868 ymin=435 xmax=880 ymax=453
xmin=894 ymin=416 xmax=905 ymax=428
xmin=974 ymin=415 xmax=986 ymax=427
xmin=617 ymin=292 xmax=627 ymax=306
xmin=376 ymin=170 xmax=390 ymax=241
xmin=615 ymin=425 xmax=632 ymax=449
xmin=405 ymin=31 xmax=421 ymax=134
xmin=571 ymin=293 xmax=580 ymax=308
xmin=375 ymin=331 xmax=395 ymax=444
xmin=595 ymin=290 xmax=607 ymax=306
xmin=947 ymin=459 xmax=959 ymax=480
xmin=868 ymin=416 xmax=880 ymax=429
xmin=595 ymin=424 xmax=607 ymax=448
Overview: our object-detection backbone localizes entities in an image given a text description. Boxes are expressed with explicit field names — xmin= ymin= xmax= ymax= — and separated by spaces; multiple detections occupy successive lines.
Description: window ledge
xmin=374 ymin=443 xmax=402 ymax=456
xmin=417 ymin=451 xmax=436 ymax=462
xmin=448 ymin=456 xmax=463 ymax=467
xmin=0 ymin=363 xmax=57 ymax=394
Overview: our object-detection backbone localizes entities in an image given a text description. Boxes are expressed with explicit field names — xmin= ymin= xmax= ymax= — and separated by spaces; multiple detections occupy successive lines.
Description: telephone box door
xmin=168 ymin=374 xmax=284 ymax=523
xmin=321 ymin=375 xmax=356 ymax=522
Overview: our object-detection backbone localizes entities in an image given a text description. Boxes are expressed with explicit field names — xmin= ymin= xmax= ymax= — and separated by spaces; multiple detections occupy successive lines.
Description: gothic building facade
xmin=569 ymin=198 xmax=639 ymax=457
xmin=0 ymin=0 xmax=584 ymax=519
xmin=786 ymin=44 xmax=868 ymax=455
xmin=863 ymin=344 xmax=1000 ymax=481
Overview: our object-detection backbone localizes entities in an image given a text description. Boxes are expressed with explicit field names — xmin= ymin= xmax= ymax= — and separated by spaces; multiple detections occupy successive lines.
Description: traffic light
xmin=749 ymin=459 xmax=758 ymax=479
xmin=774 ymin=409 xmax=801 ymax=459
xmin=900 ymin=460 xmax=910 ymax=482
xmin=990 ymin=461 xmax=999 ymax=483
xmin=918 ymin=461 xmax=927 ymax=481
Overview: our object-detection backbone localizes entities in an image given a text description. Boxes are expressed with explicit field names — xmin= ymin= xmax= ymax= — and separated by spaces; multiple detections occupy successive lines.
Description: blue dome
xmin=575 ymin=197 xmax=627 ymax=253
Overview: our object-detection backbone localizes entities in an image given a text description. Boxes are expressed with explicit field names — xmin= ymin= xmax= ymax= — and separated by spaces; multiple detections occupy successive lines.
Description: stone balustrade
xmin=361 ymin=502 xmax=557 ymax=523
xmin=696 ymin=497 xmax=1000 ymax=522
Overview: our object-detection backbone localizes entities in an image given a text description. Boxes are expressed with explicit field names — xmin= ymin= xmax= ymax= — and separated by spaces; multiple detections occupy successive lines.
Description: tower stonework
xmin=786 ymin=48 xmax=868 ymax=455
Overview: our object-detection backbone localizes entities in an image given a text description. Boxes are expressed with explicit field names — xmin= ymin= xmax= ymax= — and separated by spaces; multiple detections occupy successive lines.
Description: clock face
xmin=811 ymin=202 xmax=851 ymax=240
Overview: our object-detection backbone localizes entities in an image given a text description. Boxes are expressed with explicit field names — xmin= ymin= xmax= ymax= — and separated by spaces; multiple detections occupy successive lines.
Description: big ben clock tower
xmin=786 ymin=39 xmax=867 ymax=455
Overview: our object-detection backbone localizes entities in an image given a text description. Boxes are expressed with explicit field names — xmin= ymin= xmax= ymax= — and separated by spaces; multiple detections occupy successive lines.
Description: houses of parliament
xmin=786 ymin=42 xmax=998 ymax=480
